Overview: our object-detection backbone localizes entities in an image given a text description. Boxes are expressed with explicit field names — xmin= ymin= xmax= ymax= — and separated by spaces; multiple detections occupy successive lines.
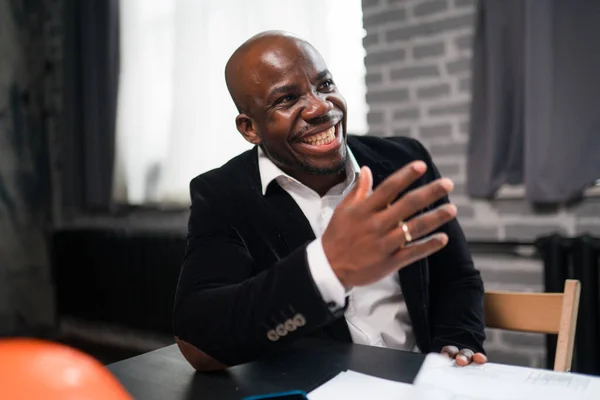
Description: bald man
xmin=173 ymin=31 xmax=486 ymax=371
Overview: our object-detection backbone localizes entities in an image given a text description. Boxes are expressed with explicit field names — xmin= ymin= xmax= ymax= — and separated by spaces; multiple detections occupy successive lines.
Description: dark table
xmin=108 ymin=339 xmax=425 ymax=399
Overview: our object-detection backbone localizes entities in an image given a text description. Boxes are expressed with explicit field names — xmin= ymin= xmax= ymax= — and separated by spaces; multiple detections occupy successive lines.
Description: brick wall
xmin=362 ymin=0 xmax=600 ymax=368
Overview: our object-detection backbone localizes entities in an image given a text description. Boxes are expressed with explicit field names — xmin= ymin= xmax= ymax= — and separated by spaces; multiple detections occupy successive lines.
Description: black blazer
xmin=173 ymin=135 xmax=485 ymax=367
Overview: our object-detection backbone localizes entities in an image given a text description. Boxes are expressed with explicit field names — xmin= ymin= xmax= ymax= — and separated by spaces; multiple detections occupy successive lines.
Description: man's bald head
xmin=224 ymin=30 xmax=348 ymax=185
xmin=225 ymin=31 xmax=318 ymax=115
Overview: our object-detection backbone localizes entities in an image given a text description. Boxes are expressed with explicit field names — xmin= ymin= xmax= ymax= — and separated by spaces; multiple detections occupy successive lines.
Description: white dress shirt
xmin=257 ymin=146 xmax=416 ymax=351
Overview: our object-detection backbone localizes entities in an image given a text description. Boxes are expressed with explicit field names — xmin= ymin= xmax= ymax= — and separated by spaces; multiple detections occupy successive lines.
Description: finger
xmin=380 ymin=178 xmax=454 ymax=231
xmin=379 ymin=204 xmax=456 ymax=252
xmin=473 ymin=352 xmax=488 ymax=364
xmin=407 ymin=204 xmax=457 ymax=241
xmin=455 ymin=349 xmax=474 ymax=367
xmin=390 ymin=233 xmax=448 ymax=270
xmin=381 ymin=204 xmax=457 ymax=251
xmin=355 ymin=166 xmax=373 ymax=202
xmin=441 ymin=345 xmax=459 ymax=359
xmin=361 ymin=161 xmax=427 ymax=212
xmin=343 ymin=166 xmax=373 ymax=207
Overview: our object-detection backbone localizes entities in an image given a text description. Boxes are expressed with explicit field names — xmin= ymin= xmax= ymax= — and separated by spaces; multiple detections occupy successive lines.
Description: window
xmin=114 ymin=0 xmax=368 ymax=205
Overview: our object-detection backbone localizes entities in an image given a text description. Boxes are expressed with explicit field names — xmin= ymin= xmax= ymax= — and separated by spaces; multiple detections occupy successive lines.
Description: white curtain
xmin=115 ymin=0 xmax=368 ymax=205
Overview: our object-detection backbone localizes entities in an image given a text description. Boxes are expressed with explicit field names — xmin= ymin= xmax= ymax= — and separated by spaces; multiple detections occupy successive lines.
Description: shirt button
xmin=326 ymin=301 xmax=342 ymax=313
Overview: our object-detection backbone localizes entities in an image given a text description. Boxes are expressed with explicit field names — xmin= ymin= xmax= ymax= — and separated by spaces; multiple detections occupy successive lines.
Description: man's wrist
xmin=306 ymin=238 xmax=347 ymax=310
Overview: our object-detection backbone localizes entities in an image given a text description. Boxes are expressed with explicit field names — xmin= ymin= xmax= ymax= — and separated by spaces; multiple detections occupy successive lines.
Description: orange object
xmin=0 ymin=338 xmax=132 ymax=400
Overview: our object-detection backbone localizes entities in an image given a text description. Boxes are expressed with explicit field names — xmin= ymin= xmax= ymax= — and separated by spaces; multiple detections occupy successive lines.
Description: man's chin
xmin=300 ymin=153 xmax=348 ymax=176
xmin=301 ymin=163 xmax=346 ymax=176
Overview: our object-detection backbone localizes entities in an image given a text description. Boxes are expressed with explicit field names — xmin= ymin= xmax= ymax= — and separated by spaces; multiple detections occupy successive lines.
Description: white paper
xmin=308 ymin=370 xmax=450 ymax=400
xmin=414 ymin=353 xmax=600 ymax=400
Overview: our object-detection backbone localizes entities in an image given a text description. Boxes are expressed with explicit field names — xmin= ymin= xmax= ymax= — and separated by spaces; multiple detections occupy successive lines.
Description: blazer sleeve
xmin=173 ymin=176 xmax=341 ymax=367
xmin=412 ymin=140 xmax=486 ymax=354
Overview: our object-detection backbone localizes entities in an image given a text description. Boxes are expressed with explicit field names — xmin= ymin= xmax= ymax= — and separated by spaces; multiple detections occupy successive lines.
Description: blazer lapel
xmin=246 ymin=147 xmax=315 ymax=254
xmin=349 ymin=137 xmax=431 ymax=351
xmin=348 ymin=139 xmax=394 ymax=189
xmin=251 ymin=139 xmax=392 ymax=251
xmin=263 ymin=183 xmax=316 ymax=251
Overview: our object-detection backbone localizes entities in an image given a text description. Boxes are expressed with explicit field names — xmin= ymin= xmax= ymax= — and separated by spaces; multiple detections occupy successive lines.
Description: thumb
xmin=346 ymin=166 xmax=372 ymax=205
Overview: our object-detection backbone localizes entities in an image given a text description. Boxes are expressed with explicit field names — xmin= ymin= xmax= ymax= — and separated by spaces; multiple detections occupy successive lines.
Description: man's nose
xmin=301 ymin=94 xmax=334 ymax=121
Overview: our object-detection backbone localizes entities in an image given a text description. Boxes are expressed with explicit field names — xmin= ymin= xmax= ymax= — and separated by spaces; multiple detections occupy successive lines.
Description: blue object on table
xmin=242 ymin=390 xmax=308 ymax=399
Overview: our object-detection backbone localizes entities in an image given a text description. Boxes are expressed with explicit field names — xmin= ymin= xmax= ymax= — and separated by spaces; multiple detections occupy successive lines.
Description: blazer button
xmin=267 ymin=330 xmax=279 ymax=342
xmin=293 ymin=313 xmax=306 ymax=327
xmin=276 ymin=324 xmax=288 ymax=336
xmin=284 ymin=319 xmax=297 ymax=332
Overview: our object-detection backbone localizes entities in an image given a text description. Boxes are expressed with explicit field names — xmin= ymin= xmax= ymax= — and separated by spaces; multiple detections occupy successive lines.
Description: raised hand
xmin=322 ymin=161 xmax=456 ymax=289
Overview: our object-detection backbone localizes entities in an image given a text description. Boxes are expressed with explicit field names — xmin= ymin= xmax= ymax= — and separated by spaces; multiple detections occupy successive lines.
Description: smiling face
xmin=227 ymin=34 xmax=348 ymax=179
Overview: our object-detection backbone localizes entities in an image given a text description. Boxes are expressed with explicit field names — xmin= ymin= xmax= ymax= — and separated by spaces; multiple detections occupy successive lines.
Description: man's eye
xmin=320 ymin=79 xmax=335 ymax=90
xmin=277 ymin=95 xmax=296 ymax=104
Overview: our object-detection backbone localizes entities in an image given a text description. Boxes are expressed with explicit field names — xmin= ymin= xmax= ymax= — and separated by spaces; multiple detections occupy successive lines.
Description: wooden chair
xmin=484 ymin=279 xmax=581 ymax=372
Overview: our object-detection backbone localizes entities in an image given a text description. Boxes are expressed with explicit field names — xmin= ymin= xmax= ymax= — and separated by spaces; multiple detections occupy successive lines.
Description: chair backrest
xmin=484 ymin=279 xmax=581 ymax=372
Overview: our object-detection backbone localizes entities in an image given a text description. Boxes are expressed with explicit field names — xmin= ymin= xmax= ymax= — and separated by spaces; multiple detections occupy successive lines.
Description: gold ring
xmin=400 ymin=222 xmax=412 ymax=243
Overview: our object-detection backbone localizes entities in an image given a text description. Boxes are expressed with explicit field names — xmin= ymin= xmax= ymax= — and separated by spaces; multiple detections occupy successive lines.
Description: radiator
xmin=537 ymin=234 xmax=600 ymax=375
xmin=51 ymin=229 xmax=186 ymax=335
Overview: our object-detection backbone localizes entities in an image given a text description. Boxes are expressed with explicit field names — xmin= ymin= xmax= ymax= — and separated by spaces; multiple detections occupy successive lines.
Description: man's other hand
xmin=441 ymin=345 xmax=488 ymax=366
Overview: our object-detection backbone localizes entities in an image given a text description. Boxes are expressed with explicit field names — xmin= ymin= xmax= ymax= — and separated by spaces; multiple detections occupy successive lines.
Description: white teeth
xmin=301 ymin=126 xmax=336 ymax=145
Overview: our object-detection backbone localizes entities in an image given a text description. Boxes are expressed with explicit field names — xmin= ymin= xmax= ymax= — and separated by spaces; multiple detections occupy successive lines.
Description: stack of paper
xmin=308 ymin=370 xmax=450 ymax=400
xmin=308 ymin=354 xmax=600 ymax=400
xmin=414 ymin=353 xmax=600 ymax=400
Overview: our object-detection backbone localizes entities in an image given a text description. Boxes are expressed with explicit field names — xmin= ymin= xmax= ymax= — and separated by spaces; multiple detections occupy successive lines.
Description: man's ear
xmin=236 ymin=114 xmax=261 ymax=145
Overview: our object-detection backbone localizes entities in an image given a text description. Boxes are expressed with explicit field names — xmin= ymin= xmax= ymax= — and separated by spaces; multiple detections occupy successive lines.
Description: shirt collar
xmin=257 ymin=146 xmax=360 ymax=196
